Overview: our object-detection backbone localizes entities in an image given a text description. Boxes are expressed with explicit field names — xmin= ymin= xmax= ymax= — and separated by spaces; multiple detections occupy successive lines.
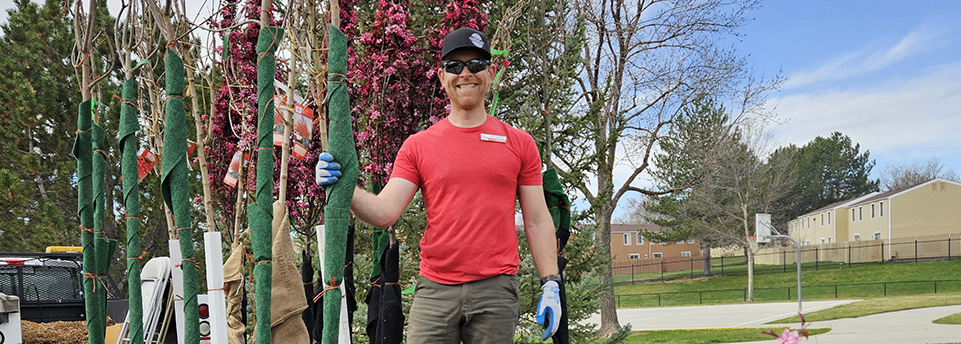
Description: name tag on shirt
xmin=480 ymin=133 xmax=507 ymax=143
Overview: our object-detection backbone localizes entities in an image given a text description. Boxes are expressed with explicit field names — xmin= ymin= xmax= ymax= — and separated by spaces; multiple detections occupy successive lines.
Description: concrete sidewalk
xmin=734 ymin=304 xmax=961 ymax=344
xmin=588 ymin=300 xmax=961 ymax=343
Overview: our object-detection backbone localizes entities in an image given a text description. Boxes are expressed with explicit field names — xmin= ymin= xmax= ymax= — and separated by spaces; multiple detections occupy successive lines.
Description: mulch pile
xmin=20 ymin=317 xmax=114 ymax=344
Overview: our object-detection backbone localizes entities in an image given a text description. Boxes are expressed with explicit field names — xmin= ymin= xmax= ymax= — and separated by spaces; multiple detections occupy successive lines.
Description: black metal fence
xmin=614 ymin=279 xmax=961 ymax=307
xmin=613 ymin=235 xmax=961 ymax=284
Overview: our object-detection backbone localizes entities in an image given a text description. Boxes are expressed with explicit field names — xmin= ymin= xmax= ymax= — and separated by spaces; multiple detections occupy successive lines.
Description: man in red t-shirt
xmin=317 ymin=27 xmax=561 ymax=343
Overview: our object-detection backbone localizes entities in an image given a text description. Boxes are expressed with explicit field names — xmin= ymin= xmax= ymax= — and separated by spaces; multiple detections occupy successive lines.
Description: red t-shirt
xmin=390 ymin=116 xmax=543 ymax=284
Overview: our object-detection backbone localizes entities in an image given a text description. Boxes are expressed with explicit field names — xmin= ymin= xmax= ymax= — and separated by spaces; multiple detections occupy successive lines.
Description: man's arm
xmin=350 ymin=177 xmax=419 ymax=229
xmin=519 ymin=184 xmax=559 ymax=278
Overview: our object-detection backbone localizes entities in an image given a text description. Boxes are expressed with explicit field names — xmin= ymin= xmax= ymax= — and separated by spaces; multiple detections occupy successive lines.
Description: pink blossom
xmin=777 ymin=329 xmax=806 ymax=344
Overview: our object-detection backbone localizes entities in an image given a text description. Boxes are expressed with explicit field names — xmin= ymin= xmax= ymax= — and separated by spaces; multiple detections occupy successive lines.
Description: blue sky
xmin=3 ymin=0 xmax=960 ymax=221
xmin=739 ymin=1 xmax=961 ymax=178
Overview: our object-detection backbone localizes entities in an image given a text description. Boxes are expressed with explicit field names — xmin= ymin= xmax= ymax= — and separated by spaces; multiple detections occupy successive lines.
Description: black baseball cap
xmin=441 ymin=27 xmax=491 ymax=61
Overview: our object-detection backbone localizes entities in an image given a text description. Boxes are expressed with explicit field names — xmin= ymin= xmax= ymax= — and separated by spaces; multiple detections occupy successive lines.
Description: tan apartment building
xmin=789 ymin=192 xmax=878 ymax=246
xmin=789 ymin=178 xmax=961 ymax=259
xmin=609 ymin=224 xmax=700 ymax=265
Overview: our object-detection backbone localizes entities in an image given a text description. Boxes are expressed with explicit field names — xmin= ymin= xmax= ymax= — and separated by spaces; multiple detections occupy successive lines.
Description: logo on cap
xmin=469 ymin=33 xmax=485 ymax=48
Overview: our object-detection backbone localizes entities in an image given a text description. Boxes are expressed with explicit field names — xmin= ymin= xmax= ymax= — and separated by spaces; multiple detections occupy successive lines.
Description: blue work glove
xmin=315 ymin=152 xmax=342 ymax=186
xmin=536 ymin=279 xmax=562 ymax=341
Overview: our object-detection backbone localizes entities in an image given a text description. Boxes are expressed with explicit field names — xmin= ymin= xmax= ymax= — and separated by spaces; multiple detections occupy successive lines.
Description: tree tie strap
xmin=328 ymin=73 xmax=349 ymax=84
xmin=113 ymin=94 xmax=141 ymax=109
xmin=126 ymin=251 xmax=147 ymax=261
xmin=313 ymin=277 xmax=343 ymax=302
xmin=176 ymin=258 xmax=198 ymax=268
xmin=84 ymin=272 xmax=108 ymax=293
xmin=79 ymin=225 xmax=94 ymax=233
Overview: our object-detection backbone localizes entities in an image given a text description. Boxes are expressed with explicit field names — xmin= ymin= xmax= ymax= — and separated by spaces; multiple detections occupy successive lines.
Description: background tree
xmin=643 ymin=97 xmax=741 ymax=276
xmin=552 ymin=0 xmax=776 ymax=334
xmin=0 ymin=0 xmax=82 ymax=251
xmin=652 ymin=119 xmax=795 ymax=301
xmin=879 ymin=157 xmax=960 ymax=191
xmin=783 ymin=131 xmax=879 ymax=220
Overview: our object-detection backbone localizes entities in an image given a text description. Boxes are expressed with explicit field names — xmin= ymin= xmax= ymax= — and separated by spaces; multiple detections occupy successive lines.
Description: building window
xmin=827 ymin=236 xmax=832 ymax=243
xmin=828 ymin=212 xmax=831 ymax=224
xmin=852 ymin=209 xmax=856 ymax=221
xmin=871 ymin=204 xmax=875 ymax=218
xmin=821 ymin=213 xmax=824 ymax=225
xmin=820 ymin=237 xmax=825 ymax=244
xmin=873 ymin=232 xmax=882 ymax=240
xmin=859 ymin=206 xmax=863 ymax=220
xmin=880 ymin=201 xmax=884 ymax=217
xmin=623 ymin=233 xmax=631 ymax=246
xmin=628 ymin=253 xmax=640 ymax=259
xmin=637 ymin=234 xmax=644 ymax=245
xmin=652 ymin=252 xmax=663 ymax=258
xmin=677 ymin=240 xmax=685 ymax=244
xmin=807 ymin=218 xmax=811 ymax=227
xmin=806 ymin=240 xmax=812 ymax=246
xmin=854 ymin=234 xmax=861 ymax=241
xmin=688 ymin=238 xmax=695 ymax=244
xmin=681 ymin=251 xmax=692 ymax=257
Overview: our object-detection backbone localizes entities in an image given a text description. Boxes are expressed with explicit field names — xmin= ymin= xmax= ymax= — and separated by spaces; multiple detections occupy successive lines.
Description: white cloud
xmin=783 ymin=29 xmax=936 ymax=89
xmin=769 ymin=62 xmax=961 ymax=162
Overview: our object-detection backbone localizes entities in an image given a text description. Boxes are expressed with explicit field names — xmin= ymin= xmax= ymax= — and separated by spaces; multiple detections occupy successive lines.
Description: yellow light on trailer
xmin=45 ymin=246 xmax=83 ymax=253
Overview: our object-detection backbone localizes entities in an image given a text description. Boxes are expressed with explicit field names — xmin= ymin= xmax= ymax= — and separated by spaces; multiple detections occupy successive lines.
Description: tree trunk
xmin=700 ymin=243 xmax=712 ymax=276
xmin=103 ymin=170 xmax=118 ymax=238
xmin=746 ymin=244 xmax=755 ymax=302
xmin=596 ymin=203 xmax=621 ymax=336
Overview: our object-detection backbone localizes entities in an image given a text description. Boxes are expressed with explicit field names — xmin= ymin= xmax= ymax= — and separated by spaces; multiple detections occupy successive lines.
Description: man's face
xmin=438 ymin=49 xmax=496 ymax=112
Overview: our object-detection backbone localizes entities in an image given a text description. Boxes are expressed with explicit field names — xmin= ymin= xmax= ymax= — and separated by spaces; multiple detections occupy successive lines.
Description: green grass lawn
xmin=624 ymin=327 xmax=830 ymax=344
xmin=767 ymin=294 xmax=961 ymax=323
xmin=933 ymin=312 xmax=961 ymax=325
xmin=613 ymin=259 xmax=961 ymax=308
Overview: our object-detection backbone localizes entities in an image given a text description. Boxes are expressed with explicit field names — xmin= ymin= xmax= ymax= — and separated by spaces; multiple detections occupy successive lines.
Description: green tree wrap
xmin=73 ymin=100 xmax=96 ymax=344
xmin=160 ymin=50 xmax=199 ymax=344
xmin=323 ymin=25 xmax=359 ymax=344
xmin=118 ymin=77 xmax=144 ymax=344
xmin=369 ymin=228 xmax=389 ymax=280
xmin=252 ymin=26 xmax=283 ymax=344
xmin=90 ymin=123 xmax=107 ymax=344
xmin=542 ymin=168 xmax=571 ymax=233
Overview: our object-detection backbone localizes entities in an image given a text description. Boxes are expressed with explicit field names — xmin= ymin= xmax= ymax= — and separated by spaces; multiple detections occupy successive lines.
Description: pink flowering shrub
xmin=351 ymin=0 xmax=433 ymax=185
xmin=763 ymin=312 xmax=810 ymax=344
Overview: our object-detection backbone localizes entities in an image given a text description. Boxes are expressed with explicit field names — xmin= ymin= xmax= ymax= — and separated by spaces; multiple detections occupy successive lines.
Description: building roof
xmin=797 ymin=191 xmax=880 ymax=218
xmin=610 ymin=223 xmax=666 ymax=233
xmin=849 ymin=178 xmax=961 ymax=207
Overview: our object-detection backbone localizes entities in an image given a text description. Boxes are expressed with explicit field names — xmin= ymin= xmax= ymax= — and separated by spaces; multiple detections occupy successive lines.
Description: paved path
xmin=588 ymin=301 xmax=961 ymax=343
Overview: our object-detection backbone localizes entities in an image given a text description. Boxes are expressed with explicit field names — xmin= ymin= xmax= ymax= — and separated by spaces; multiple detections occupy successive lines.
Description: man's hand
xmin=315 ymin=152 xmax=342 ymax=186
xmin=536 ymin=279 xmax=562 ymax=340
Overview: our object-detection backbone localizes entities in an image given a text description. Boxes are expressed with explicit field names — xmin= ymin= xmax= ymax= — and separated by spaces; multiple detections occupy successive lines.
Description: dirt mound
xmin=21 ymin=317 xmax=114 ymax=344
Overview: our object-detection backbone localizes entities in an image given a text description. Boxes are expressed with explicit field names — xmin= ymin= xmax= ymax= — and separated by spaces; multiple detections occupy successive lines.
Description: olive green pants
xmin=407 ymin=274 xmax=520 ymax=344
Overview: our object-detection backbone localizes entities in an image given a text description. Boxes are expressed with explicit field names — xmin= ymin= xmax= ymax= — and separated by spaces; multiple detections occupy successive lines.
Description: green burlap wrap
xmin=323 ymin=25 xmax=358 ymax=344
xmin=72 ymin=100 xmax=96 ymax=344
xmin=369 ymin=184 xmax=389 ymax=280
xmin=369 ymin=228 xmax=389 ymax=280
xmin=91 ymin=123 xmax=109 ymax=344
xmin=118 ymin=77 xmax=144 ymax=344
xmin=250 ymin=26 xmax=284 ymax=344
xmin=542 ymin=168 xmax=571 ymax=232
xmin=160 ymin=50 xmax=199 ymax=344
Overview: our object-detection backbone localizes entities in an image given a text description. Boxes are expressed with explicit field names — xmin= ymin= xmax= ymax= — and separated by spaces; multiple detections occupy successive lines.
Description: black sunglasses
xmin=442 ymin=59 xmax=491 ymax=74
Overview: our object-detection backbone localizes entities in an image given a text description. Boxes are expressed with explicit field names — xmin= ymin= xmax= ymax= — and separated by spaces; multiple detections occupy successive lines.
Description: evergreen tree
xmin=786 ymin=132 xmax=879 ymax=219
xmin=0 ymin=0 xmax=82 ymax=251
